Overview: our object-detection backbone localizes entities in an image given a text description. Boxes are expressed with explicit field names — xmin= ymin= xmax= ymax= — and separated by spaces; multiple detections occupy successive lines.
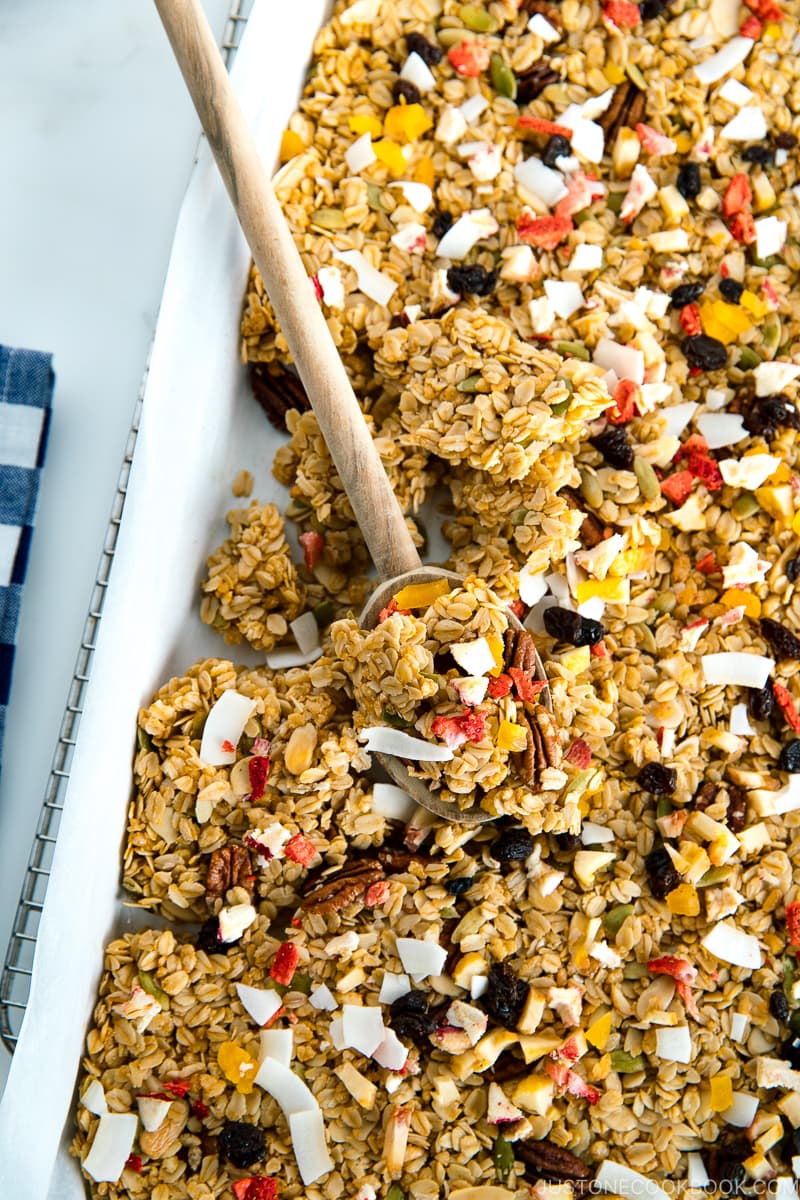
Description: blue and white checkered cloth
xmin=0 ymin=345 xmax=54 ymax=768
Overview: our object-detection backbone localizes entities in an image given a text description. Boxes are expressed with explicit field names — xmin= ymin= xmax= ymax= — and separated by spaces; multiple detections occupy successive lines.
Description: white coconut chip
xmin=719 ymin=454 xmax=780 ymax=490
xmin=459 ymin=94 xmax=490 ymax=124
xmin=309 ymin=983 xmax=337 ymax=1012
xmin=259 ymin=1028 xmax=293 ymax=1068
xmin=289 ymin=1108 xmax=334 ymax=1185
xmin=755 ymin=361 xmax=800 ymax=396
xmin=693 ymin=36 xmax=754 ymax=85
xmin=254 ymin=1057 xmax=318 ymax=1114
xmin=450 ymin=636 xmax=497 ymax=676
xmin=514 ymin=157 xmax=568 ymax=207
xmin=379 ymin=971 xmax=412 ymax=1004
xmin=265 ymin=644 xmax=323 ymax=669
xmin=721 ymin=1092 xmax=760 ymax=1128
xmin=519 ymin=561 xmax=549 ymax=606
xmin=581 ymin=821 xmax=614 ymax=846
xmin=688 ymin=1153 xmax=711 ymax=1188
xmin=345 ymin=132 xmax=376 ymax=173
xmin=730 ymin=1011 xmax=749 ymax=1041
xmin=569 ymin=244 xmax=603 ymax=272
xmin=544 ymin=281 xmax=585 ymax=319
xmin=316 ymin=266 xmax=344 ymax=309
xmin=199 ymin=689 xmax=256 ymax=765
xmin=701 ymin=921 xmax=763 ymax=969
xmin=82 ymin=1113 xmax=138 ymax=1183
xmin=581 ymin=87 xmax=616 ymax=120
xmin=655 ymin=1025 xmax=693 ymax=1064
xmin=218 ymin=902 xmax=257 ymax=944
xmin=359 ymin=726 xmax=454 ymax=761
xmin=81 ymin=1079 xmax=108 ymax=1116
xmin=719 ymin=78 xmax=753 ymax=107
xmin=137 ymin=1095 xmax=172 ymax=1132
xmin=695 ymin=411 xmax=747 ymax=448
xmin=659 ymin=402 xmax=698 ymax=439
xmin=390 ymin=181 xmax=433 ymax=212
xmin=236 ymin=982 xmax=283 ymax=1026
xmin=593 ymin=337 xmax=645 ymax=384
xmin=290 ymin=611 xmax=321 ymax=656
xmin=396 ymin=935 xmax=448 ymax=980
xmin=527 ymin=12 xmax=561 ymax=41
xmin=755 ymin=216 xmax=788 ymax=260
xmin=595 ymin=1160 xmax=670 ymax=1200
xmin=436 ymin=209 xmax=498 ymax=260
xmin=471 ymin=974 xmax=490 ymax=999
xmin=399 ymin=51 xmax=436 ymax=92
xmin=372 ymin=782 xmax=417 ymax=821
xmin=333 ymin=250 xmax=396 ymax=307
xmin=720 ymin=106 xmax=768 ymax=142
xmin=730 ymin=704 xmax=755 ymax=736
xmin=391 ymin=222 xmax=427 ymax=253
xmin=701 ymin=652 xmax=774 ymax=689
xmin=341 ymin=1004 xmax=385 ymax=1056
xmin=372 ymin=1029 xmax=409 ymax=1070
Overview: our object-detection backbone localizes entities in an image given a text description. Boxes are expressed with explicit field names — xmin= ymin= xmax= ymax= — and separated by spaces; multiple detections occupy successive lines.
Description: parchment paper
xmin=0 ymin=1 xmax=328 ymax=1192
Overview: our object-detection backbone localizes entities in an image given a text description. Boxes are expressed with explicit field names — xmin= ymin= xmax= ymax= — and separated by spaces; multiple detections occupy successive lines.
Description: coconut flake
xmin=112 ymin=986 xmax=161 ymax=1034
xmin=594 ymin=338 xmax=645 ymax=385
xmin=218 ymin=902 xmax=257 ymax=944
xmin=730 ymin=1011 xmax=749 ymax=1041
xmin=82 ymin=1113 xmax=138 ymax=1184
xmin=722 ymin=1092 xmax=760 ymax=1128
xmin=544 ymin=281 xmax=585 ymax=319
xmin=595 ymin=1160 xmax=671 ymax=1200
xmin=696 ymin=412 xmax=747 ymax=448
xmin=528 ymin=296 xmax=555 ymax=334
xmin=655 ymin=1025 xmax=693 ymax=1064
xmin=199 ymin=690 xmax=256 ymax=765
xmin=452 ymin=675 xmax=490 ymax=706
xmin=558 ymin=108 xmax=605 ymax=162
xmin=693 ymin=36 xmax=754 ymax=85
xmin=569 ymin=244 xmax=603 ymax=272
xmin=519 ymin=562 xmax=549 ymax=606
xmin=660 ymin=402 xmax=699 ymax=439
xmin=359 ymin=726 xmax=454 ymax=761
xmin=333 ymin=250 xmax=396 ymax=307
xmin=720 ymin=106 xmax=768 ymax=142
xmin=581 ymin=821 xmax=614 ymax=846
xmin=309 ymin=983 xmax=337 ymax=1012
xmin=719 ymin=454 xmax=780 ymax=490
xmin=391 ymin=222 xmax=428 ymax=253
xmin=259 ymin=1028 xmax=294 ymax=1068
xmin=339 ymin=0 xmax=380 ymax=24
xmin=345 ymin=132 xmax=376 ymax=174
xmin=137 ymin=1095 xmax=172 ymax=1132
xmin=236 ymin=982 xmax=284 ymax=1026
xmin=471 ymin=974 xmax=490 ymax=999
xmin=289 ymin=1108 xmax=333 ymax=1184
xmin=459 ymin=94 xmax=490 ymax=124
xmin=528 ymin=12 xmax=561 ymax=41
xmin=721 ymin=542 xmax=771 ymax=589
xmin=290 ymin=611 xmax=321 ymax=656
xmin=578 ymin=596 xmax=605 ymax=622
xmin=730 ymin=703 xmax=755 ymax=736
xmin=450 ymin=636 xmax=497 ymax=676
xmin=688 ymin=1153 xmax=711 ymax=1188
xmin=514 ymin=157 xmax=568 ymax=207
xmin=316 ymin=266 xmax=345 ymax=309
xmin=396 ymin=935 xmax=448 ymax=980
xmin=265 ymin=644 xmax=323 ymax=669
xmin=372 ymin=1029 xmax=409 ymax=1070
xmin=81 ymin=1079 xmax=108 ymax=1116
xmin=399 ymin=51 xmax=436 ymax=92
xmin=719 ymin=78 xmax=754 ymax=107
xmin=254 ymin=1057 xmax=318 ymax=1113
xmin=755 ymin=361 xmax=800 ymax=396
xmin=436 ymin=209 xmax=498 ymax=260
xmin=379 ymin=972 xmax=412 ymax=1004
xmin=372 ymin=782 xmax=417 ymax=821
xmin=755 ymin=216 xmax=788 ymax=260
xmin=342 ymin=1004 xmax=385 ymax=1056
xmin=701 ymin=921 xmax=762 ymax=969
xmin=436 ymin=107 xmax=468 ymax=145
xmin=467 ymin=143 xmax=503 ymax=182
xmin=326 ymin=931 xmax=360 ymax=957
xmin=581 ymin=88 xmax=616 ymax=120
xmin=390 ymin=181 xmax=433 ymax=212
xmin=701 ymin=652 xmax=774 ymax=689
xmin=620 ymin=165 xmax=658 ymax=224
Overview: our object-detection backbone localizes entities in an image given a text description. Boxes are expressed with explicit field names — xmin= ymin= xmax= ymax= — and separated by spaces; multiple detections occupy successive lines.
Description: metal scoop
xmin=154 ymin=0 xmax=550 ymax=824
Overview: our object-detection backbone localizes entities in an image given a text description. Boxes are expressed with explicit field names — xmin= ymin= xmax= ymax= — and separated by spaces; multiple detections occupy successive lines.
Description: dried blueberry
xmin=776 ymin=132 xmax=798 ymax=150
xmin=590 ymin=426 xmax=634 ymax=470
xmin=670 ymin=281 xmax=705 ymax=309
xmin=645 ymin=846 xmax=681 ymax=900
xmin=405 ymin=31 xmax=443 ymax=66
xmin=543 ymin=135 xmax=572 ymax=168
xmin=640 ymin=0 xmax=669 ymax=16
xmin=543 ymin=606 xmax=605 ymax=647
xmin=393 ymin=78 xmax=421 ymax=105
xmin=390 ymin=991 xmax=436 ymax=1047
xmin=741 ymin=143 xmax=775 ymax=165
xmin=751 ymin=395 xmax=800 ymax=438
xmin=682 ymin=334 xmax=727 ymax=371
xmin=719 ymin=278 xmax=744 ymax=304
xmin=446 ymin=264 xmax=499 ymax=297
xmin=749 ymin=682 xmax=775 ymax=723
xmin=779 ymin=740 xmax=800 ymax=773
xmin=553 ymin=831 xmax=581 ymax=853
xmin=218 ymin=1122 xmax=267 ymax=1169
xmin=638 ymin=762 xmax=677 ymax=794
xmin=761 ymin=617 xmax=800 ymax=661
xmin=432 ymin=210 xmax=453 ymax=240
xmin=484 ymin=962 xmax=529 ymax=1029
xmin=493 ymin=828 xmax=536 ymax=863
xmin=196 ymin=917 xmax=231 ymax=954
xmin=390 ymin=991 xmax=429 ymax=1017
xmin=676 ymin=162 xmax=701 ymax=200
xmin=446 ymin=876 xmax=474 ymax=897
xmin=787 ymin=555 xmax=800 ymax=583
xmin=771 ymin=988 xmax=791 ymax=1023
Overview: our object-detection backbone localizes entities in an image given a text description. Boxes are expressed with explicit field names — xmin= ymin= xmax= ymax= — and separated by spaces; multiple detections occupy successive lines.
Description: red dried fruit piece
xmin=679 ymin=304 xmax=703 ymax=337
xmin=232 ymin=1178 xmax=279 ymax=1200
xmin=554 ymin=171 xmax=606 ymax=221
xmin=729 ymin=212 xmax=757 ymax=245
xmin=508 ymin=599 xmax=526 ymax=620
xmin=487 ymin=673 xmax=513 ymax=699
xmin=518 ymin=115 xmax=573 ymax=139
xmin=125 ymin=1154 xmax=143 ymax=1174
xmin=674 ymin=433 xmax=708 ymax=463
xmin=222 ymin=739 xmax=235 ymax=754
xmin=635 ymin=123 xmax=676 ymax=156
xmin=311 ymin=274 xmax=324 ymax=303
xmin=696 ymin=551 xmax=718 ymax=575
xmin=786 ymin=902 xmax=800 ymax=947
xmin=192 ymin=1098 xmax=209 ymax=1118
xmin=284 ymin=833 xmax=317 ymax=867
xmin=740 ymin=15 xmax=764 ymax=37
xmin=744 ymin=0 xmax=782 ymax=21
xmin=720 ymin=261 xmax=730 ymax=278
xmin=565 ymin=738 xmax=592 ymax=768
xmin=162 ymin=1079 xmax=191 ymax=1098
xmin=689 ymin=454 xmax=723 ymax=491
xmin=298 ymin=530 xmax=324 ymax=570
xmin=364 ymin=880 xmax=391 ymax=907
xmin=545 ymin=1059 xmax=600 ymax=1104
xmin=606 ymin=378 xmax=640 ymax=425
xmin=248 ymin=755 xmax=270 ymax=801
xmin=556 ymin=1034 xmax=584 ymax=1064
xmin=723 ymin=174 xmax=753 ymax=219
xmin=602 ymin=0 xmax=641 ymax=25
xmin=508 ymin=668 xmax=547 ymax=702
xmin=774 ymin=683 xmax=800 ymax=733
xmin=447 ymin=40 xmax=492 ymax=76
xmin=647 ymin=956 xmax=700 ymax=1019
xmin=431 ymin=709 xmax=487 ymax=749
xmin=590 ymin=640 xmax=608 ymax=658
xmin=661 ymin=469 xmax=694 ymax=506
xmin=516 ymin=212 xmax=574 ymax=249
xmin=270 ymin=941 xmax=300 ymax=987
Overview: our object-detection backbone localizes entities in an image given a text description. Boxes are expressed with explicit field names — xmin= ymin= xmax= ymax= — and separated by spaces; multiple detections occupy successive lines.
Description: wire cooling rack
xmin=0 ymin=0 xmax=256 ymax=1054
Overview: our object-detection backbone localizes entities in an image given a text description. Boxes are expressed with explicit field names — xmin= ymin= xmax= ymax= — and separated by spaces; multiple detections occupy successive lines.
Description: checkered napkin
xmin=0 ymin=345 xmax=54 ymax=768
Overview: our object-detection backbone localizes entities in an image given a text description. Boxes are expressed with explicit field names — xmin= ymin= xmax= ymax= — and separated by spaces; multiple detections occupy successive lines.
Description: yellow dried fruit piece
xmin=384 ymin=104 xmax=433 ymax=144
xmin=740 ymin=289 xmax=769 ymax=319
xmin=755 ymin=484 xmax=793 ymax=521
xmin=698 ymin=300 xmax=752 ymax=346
xmin=766 ymin=462 xmax=791 ymax=485
xmin=603 ymin=63 xmax=625 ymax=84
xmin=497 ymin=720 xmax=528 ymax=753
xmin=373 ymin=139 xmax=407 ymax=177
xmin=576 ymin=577 xmax=630 ymax=604
xmin=393 ymin=579 xmax=451 ymax=609
xmin=608 ymin=546 xmax=655 ymax=577
xmin=218 ymin=1041 xmax=258 ymax=1094
xmin=586 ymin=1011 xmax=613 ymax=1051
xmin=349 ymin=113 xmax=382 ymax=137
xmin=279 ymin=129 xmax=305 ymax=163
xmin=558 ymin=646 xmax=591 ymax=675
xmin=710 ymin=1075 xmax=734 ymax=1112
xmin=721 ymin=588 xmax=761 ymax=618
xmin=414 ymin=156 xmax=435 ymax=187
xmin=284 ymin=723 xmax=318 ymax=775
xmin=486 ymin=634 xmax=505 ymax=676
xmin=764 ymin=21 xmax=782 ymax=39
xmin=666 ymin=883 xmax=700 ymax=917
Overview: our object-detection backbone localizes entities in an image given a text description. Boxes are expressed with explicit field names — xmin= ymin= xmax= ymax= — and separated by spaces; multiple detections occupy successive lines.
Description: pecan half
xmin=694 ymin=780 xmax=719 ymax=812
xmin=598 ymin=81 xmax=647 ymax=145
xmin=516 ymin=60 xmax=559 ymax=105
xmin=516 ymin=1138 xmax=594 ymax=1182
xmin=518 ymin=705 xmax=562 ymax=784
xmin=301 ymin=859 xmax=386 ymax=915
xmin=563 ymin=488 xmax=607 ymax=549
xmin=206 ymin=845 xmax=254 ymax=902
xmin=250 ymin=363 xmax=311 ymax=432
xmin=503 ymin=628 xmax=539 ymax=675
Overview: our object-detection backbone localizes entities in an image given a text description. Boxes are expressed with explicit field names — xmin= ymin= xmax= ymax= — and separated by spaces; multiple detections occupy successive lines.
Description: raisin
xmin=393 ymin=79 xmax=421 ymax=105
xmin=446 ymin=876 xmax=474 ymax=896
xmin=196 ymin=917 xmax=232 ymax=954
xmin=694 ymin=780 xmax=719 ymax=811
xmin=704 ymin=1139 xmax=750 ymax=1197
xmin=638 ymin=762 xmax=677 ymax=794
xmin=645 ymin=846 xmax=681 ymax=900
xmin=590 ymin=426 xmax=634 ymax=470
xmin=405 ymin=32 xmax=443 ymax=66
xmin=543 ymin=134 xmax=572 ymax=168
xmin=726 ymin=785 xmax=748 ymax=833
xmin=787 ymin=556 xmax=800 ymax=583
xmin=492 ymin=828 xmax=536 ymax=863
xmin=553 ymin=831 xmax=581 ymax=853
xmin=749 ymin=682 xmax=775 ymax=723
xmin=781 ymin=1035 xmax=800 ymax=1071
xmin=779 ymin=740 xmax=800 ymax=773
xmin=682 ymin=334 xmax=727 ymax=371
xmin=446 ymin=265 xmax=499 ymax=297
xmin=741 ymin=143 xmax=775 ymax=165
xmin=771 ymin=988 xmax=791 ymax=1023
xmin=719 ymin=278 xmax=744 ymax=304
xmin=390 ymin=991 xmax=436 ymax=1047
xmin=676 ymin=162 xmax=701 ymax=200
xmin=761 ymin=617 xmax=800 ymax=661
xmin=670 ymin=282 xmax=705 ymax=309
xmin=218 ymin=1122 xmax=267 ymax=1169
xmin=543 ymin=606 xmax=605 ymax=647
xmin=390 ymin=991 xmax=429 ymax=1017
xmin=640 ymin=0 xmax=669 ymax=16
xmin=432 ymin=211 xmax=453 ymax=239
xmin=484 ymin=962 xmax=529 ymax=1029
xmin=776 ymin=132 xmax=798 ymax=150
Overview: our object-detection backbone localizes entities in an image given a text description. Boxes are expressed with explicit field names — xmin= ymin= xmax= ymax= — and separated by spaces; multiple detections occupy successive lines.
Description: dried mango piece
xmin=586 ymin=1011 xmax=612 ymax=1050
xmin=576 ymin=578 xmax=630 ymax=604
xmin=666 ymin=883 xmax=700 ymax=917
xmin=608 ymin=546 xmax=655 ymax=577
xmin=279 ymin=129 xmax=305 ymax=163
xmin=710 ymin=1075 xmax=734 ymax=1112
xmin=741 ymin=289 xmax=769 ymax=319
xmin=497 ymin=720 xmax=528 ymax=753
xmin=218 ymin=1041 xmax=258 ymax=1095
xmin=349 ymin=113 xmax=382 ymax=138
xmin=414 ymin=156 xmax=435 ymax=187
xmin=721 ymin=589 xmax=761 ymax=618
xmin=384 ymin=104 xmax=433 ymax=144
xmin=603 ymin=63 xmax=626 ymax=84
xmin=373 ymin=138 xmax=407 ymax=176
xmin=698 ymin=300 xmax=752 ymax=346
xmin=392 ymin=579 xmax=450 ymax=608
xmin=485 ymin=634 xmax=505 ymax=677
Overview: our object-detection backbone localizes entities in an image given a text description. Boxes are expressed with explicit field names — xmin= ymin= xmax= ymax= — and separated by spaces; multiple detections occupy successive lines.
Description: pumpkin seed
xmin=511 ymin=508 xmax=529 ymax=526
xmin=732 ymin=494 xmax=761 ymax=519
xmin=440 ymin=906 xmax=459 ymax=920
xmin=138 ymin=968 xmax=169 ymax=1008
xmin=696 ymin=865 xmax=732 ymax=889
xmin=623 ymin=961 xmax=648 ymax=980
xmin=494 ymin=1134 xmax=515 ymax=1184
xmin=625 ymin=62 xmax=647 ymax=90
xmin=762 ymin=312 xmax=782 ymax=359
xmin=611 ymin=1050 xmax=646 ymax=1073
xmin=313 ymin=599 xmax=336 ymax=627
xmin=737 ymin=345 xmax=762 ymax=370
xmin=555 ymin=340 xmax=590 ymax=361
xmin=438 ymin=26 xmax=478 ymax=47
xmin=606 ymin=191 xmax=625 ymax=213
xmin=457 ymin=373 xmax=483 ymax=392
xmin=634 ymin=456 xmax=661 ymax=502
xmin=366 ymin=184 xmax=385 ymax=212
xmin=653 ymin=591 xmax=676 ymax=614
xmin=580 ymin=467 xmax=604 ymax=510
xmin=310 ymin=207 xmax=347 ymax=230
xmin=190 ymin=712 xmax=206 ymax=740
xmin=656 ymin=798 xmax=673 ymax=819
xmin=490 ymin=52 xmax=517 ymax=99
xmin=386 ymin=1188 xmax=406 ymax=1200
xmin=603 ymin=904 xmax=634 ymax=936
xmin=637 ymin=623 xmax=657 ymax=654
xmin=137 ymin=727 xmax=153 ymax=752
xmin=382 ymin=707 xmax=413 ymax=729
xmin=290 ymin=973 xmax=312 ymax=995
xmin=459 ymin=4 xmax=500 ymax=32
xmin=550 ymin=397 xmax=571 ymax=416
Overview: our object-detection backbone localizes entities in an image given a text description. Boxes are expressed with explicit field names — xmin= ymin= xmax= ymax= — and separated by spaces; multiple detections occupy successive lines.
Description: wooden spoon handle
xmin=153 ymin=0 xmax=422 ymax=580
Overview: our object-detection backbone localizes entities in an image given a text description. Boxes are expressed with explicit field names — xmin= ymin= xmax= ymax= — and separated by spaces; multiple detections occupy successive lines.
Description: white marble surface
xmin=0 ymin=0 xmax=233 ymax=1091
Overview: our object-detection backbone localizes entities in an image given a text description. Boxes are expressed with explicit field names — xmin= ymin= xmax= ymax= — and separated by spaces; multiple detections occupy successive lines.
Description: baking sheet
xmin=0 ymin=0 xmax=328 ymax=1192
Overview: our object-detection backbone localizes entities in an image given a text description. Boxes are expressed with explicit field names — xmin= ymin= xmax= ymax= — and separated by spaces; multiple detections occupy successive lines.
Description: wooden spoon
xmin=153 ymin=0 xmax=550 ymax=824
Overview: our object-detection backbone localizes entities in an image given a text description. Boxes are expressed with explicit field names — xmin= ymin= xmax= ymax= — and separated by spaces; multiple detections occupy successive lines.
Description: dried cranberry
xmin=446 ymin=265 xmax=499 ymax=297
xmin=779 ymin=740 xmax=800 ymax=773
xmin=776 ymin=132 xmax=798 ymax=150
xmin=543 ymin=134 xmax=572 ymax=168
xmin=484 ymin=962 xmax=529 ymax=1029
xmin=590 ymin=426 xmax=634 ymax=470
xmin=749 ymin=682 xmax=775 ymax=723
xmin=741 ymin=143 xmax=775 ymax=165
xmin=492 ymin=828 xmax=535 ymax=863
xmin=645 ymin=846 xmax=681 ymax=900
xmin=405 ymin=32 xmax=443 ymax=66
xmin=218 ymin=1122 xmax=267 ymax=1169
xmin=638 ymin=762 xmax=677 ymax=794
xmin=682 ymin=335 xmax=727 ymax=371
xmin=432 ymin=210 xmax=453 ymax=239
xmin=676 ymin=162 xmax=701 ymax=200
xmin=719 ymin=278 xmax=744 ymax=304
xmin=543 ymin=606 xmax=605 ymax=647
xmin=761 ymin=617 xmax=800 ymax=661
xmin=771 ymin=988 xmax=791 ymax=1022
xmin=670 ymin=282 xmax=705 ymax=309
xmin=196 ymin=917 xmax=231 ymax=954
xmin=393 ymin=78 xmax=421 ymax=105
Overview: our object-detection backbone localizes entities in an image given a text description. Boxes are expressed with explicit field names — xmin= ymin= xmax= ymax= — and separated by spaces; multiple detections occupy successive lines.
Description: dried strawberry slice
xmin=298 ymin=530 xmax=324 ymax=570
xmin=248 ymin=755 xmax=270 ymax=801
xmin=723 ymin=173 xmax=753 ymax=219
xmin=729 ymin=212 xmax=757 ymax=245
xmin=661 ymin=469 xmax=694 ymax=506
xmin=606 ymin=379 xmax=640 ymax=425
xmin=487 ymin=673 xmax=513 ymax=699
xmin=431 ymin=709 xmax=487 ymax=749
xmin=270 ymin=941 xmax=300 ymax=987
xmin=447 ymin=41 xmax=491 ymax=77
xmin=516 ymin=212 xmax=573 ymax=250
xmin=232 ymin=1178 xmax=279 ymax=1200
xmin=518 ymin=115 xmax=574 ymax=139
xmin=647 ymin=956 xmax=700 ymax=1019
xmin=786 ymin=901 xmax=800 ymax=947
xmin=774 ymin=683 xmax=800 ymax=733
xmin=284 ymin=833 xmax=317 ymax=866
